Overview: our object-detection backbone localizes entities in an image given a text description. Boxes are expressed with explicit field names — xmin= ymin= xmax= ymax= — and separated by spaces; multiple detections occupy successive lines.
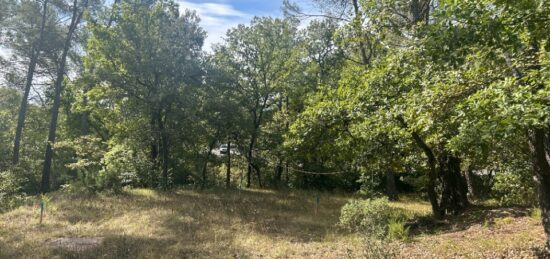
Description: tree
xmin=12 ymin=0 xmax=50 ymax=165
xmin=85 ymin=0 xmax=205 ymax=188
xmin=214 ymin=17 xmax=299 ymax=187
xmin=433 ymin=0 xmax=550 ymax=246
xmin=41 ymin=0 xmax=90 ymax=193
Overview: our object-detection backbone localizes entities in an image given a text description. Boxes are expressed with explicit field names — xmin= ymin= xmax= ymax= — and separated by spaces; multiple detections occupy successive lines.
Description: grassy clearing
xmin=0 ymin=189 xmax=546 ymax=258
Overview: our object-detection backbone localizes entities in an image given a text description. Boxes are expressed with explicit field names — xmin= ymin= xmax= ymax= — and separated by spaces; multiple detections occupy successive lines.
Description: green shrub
xmin=388 ymin=218 xmax=409 ymax=241
xmin=492 ymin=171 xmax=536 ymax=206
xmin=0 ymin=161 xmax=42 ymax=212
xmin=338 ymin=197 xmax=407 ymax=239
xmin=531 ymin=208 xmax=542 ymax=221
xmin=98 ymin=144 xmax=157 ymax=192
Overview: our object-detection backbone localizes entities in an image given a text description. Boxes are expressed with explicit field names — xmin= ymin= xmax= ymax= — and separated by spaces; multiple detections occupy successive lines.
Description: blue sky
xmin=176 ymin=0 xmax=310 ymax=50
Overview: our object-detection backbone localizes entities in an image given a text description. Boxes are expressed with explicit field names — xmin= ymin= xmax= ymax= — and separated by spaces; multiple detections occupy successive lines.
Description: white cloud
xmin=177 ymin=1 xmax=252 ymax=51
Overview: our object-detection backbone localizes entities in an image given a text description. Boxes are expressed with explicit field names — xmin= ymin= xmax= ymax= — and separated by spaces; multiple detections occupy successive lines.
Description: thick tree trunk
xmin=403 ymin=115 xmax=468 ymax=217
xmin=226 ymin=141 xmax=231 ymax=188
xmin=12 ymin=0 xmax=48 ymax=165
xmin=41 ymin=0 xmax=84 ymax=193
xmin=385 ymin=171 xmax=398 ymax=201
xmin=409 ymin=130 xmax=443 ymax=218
xmin=439 ymin=155 xmax=469 ymax=215
xmin=528 ymin=128 xmax=550 ymax=248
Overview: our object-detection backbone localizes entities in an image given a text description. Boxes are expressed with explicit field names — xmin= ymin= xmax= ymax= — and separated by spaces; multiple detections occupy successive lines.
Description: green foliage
xmin=531 ymin=208 xmax=542 ymax=221
xmin=0 ymin=88 xmax=19 ymax=169
xmin=338 ymin=198 xmax=407 ymax=239
xmin=0 ymin=169 xmax=27 ymax=212
xmin=98 ymin=144 xmax=153 ymax=192
xmin=492 ymin=171 xmax=536 ymax=207
xmin=0 ymin=164 xmax=39 ymax=212
xmin=387 ymin=218 xmax=410 ymax=241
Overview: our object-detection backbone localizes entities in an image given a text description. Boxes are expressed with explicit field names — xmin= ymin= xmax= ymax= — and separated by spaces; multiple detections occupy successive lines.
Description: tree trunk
xmin=226 ymin=141 xmax=231 ymax=188
xmin=528 ymin=128 xmax=550 ymax=248
xmin=41 ymin=0 xmax=84 ymax=193
xmin=275 ymin=158 xmax=283 ymax=187
xmin=351 ymin=0 xmax=370 ymax=65
xmin=409 ymin=0 xmax=430 ymax=24
xmin=12 ymin=0 xmax=48 ymax=165
xmin=246 ymin=143 xmax=253 ymax=188
xmin=385 ymin=171 xmax=398 ymax=201
xmin=403 ymin=117 xmax=468 ymax=217
xmin=246 ymin=132 xmax=257 ymax=188
xmin=150 ymin=111 xmax=159 ymax=162
xmin=284 ymin=161 xmax=289 ymax=185
xmin=464 ymin=164 xmax=476 ymax=199
xmin=409 ymin=130 xmax=443 ymax=218
xmin=158 ymin=111 xmax=169 ymax=188
xmin=202 ymin=137 xmax=217 ymax=189
xmin=149 ymin=109 xmax=161 ymax=186
xmin=439 ymin=155 xmax=469 ymax=215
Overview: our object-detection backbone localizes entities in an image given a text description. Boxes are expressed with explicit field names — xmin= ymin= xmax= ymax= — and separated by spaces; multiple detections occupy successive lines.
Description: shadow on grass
xmin=50 ymin=235 xmax=177 ymax=258
xmin=408 ymin=204 xmax=532 ymax=236
xmin=152 ymin=188 xmax=349 ymax=243
xmin=44 ymin=187 xmax=352 ymax=257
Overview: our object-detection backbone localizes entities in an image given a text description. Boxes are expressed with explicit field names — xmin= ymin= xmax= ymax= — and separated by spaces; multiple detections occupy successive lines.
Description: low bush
xmin=388 ymin=218 xmax=410 ymax=241
xmin=492 ymin=171 xmax=536 ymax=206
xmin=338 ymin=197 xmax=408 ymax=240
xmin=0 ymin=164 xmax=40 ymax=212
xmin=531 ymin=208 xmax=542 ymax=221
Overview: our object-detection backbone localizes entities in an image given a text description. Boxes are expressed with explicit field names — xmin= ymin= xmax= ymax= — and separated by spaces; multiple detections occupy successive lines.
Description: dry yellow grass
xmin=0 ymin=188 xmax=546 ymax=258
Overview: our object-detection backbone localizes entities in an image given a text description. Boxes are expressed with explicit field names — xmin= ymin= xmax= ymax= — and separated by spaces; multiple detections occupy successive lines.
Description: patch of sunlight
xmin=101 ymin=208 xmax=172 ymax=237
xmin=243 ymin=188 xmax=277 ymax=194
xmin=127 ymin=188 xmax=160 ymax=198
xmin=390 ymin=201 xmax=432 ymax=216
xmin=494 ymin=216 xmax=514 ymax=227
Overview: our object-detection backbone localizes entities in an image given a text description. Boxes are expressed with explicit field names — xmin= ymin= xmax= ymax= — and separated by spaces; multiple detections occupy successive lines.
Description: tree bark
xmin=12 ymin=0 xmax=48 ymax=165
xmin=505 ymin=37 xmax=550 ymax=247
xmin=409 ymin=130 xmax=442 ymax=218
xmin=226 ymin=141 xmax=231 ymax=188
xmin=246 ymin=135 xmax=254 ymax=187
xmin=463 ymin=164 xmax=476 ymax=198
xmin=351 ymin=0 xmax=370 ymax=65
xmin=528 ymin=128 xmax=550 ymax=248
xmin=159 ymin=111 xmax=169 ymax=188
xmin=147 ymin=110 xmax=159 ymax=186
xmin=201 ymin=137 xmax=217 ymax=189
xmin=439 ymin=155 xmax=469 ymax=215
xmin=41 ymin=0 xmax=85 ymax=193
xmin=246 ymin=129 xmax=260 ymax=187
xmin=409 ymin=0 xmax=430 ymax=24
xmin=385 ymin=171 xmax=398 ymax=201
xmin=398 ymin=116 xmax=468 ymax=218
xmin=275 ymin=158 xmax=283 ymax=187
